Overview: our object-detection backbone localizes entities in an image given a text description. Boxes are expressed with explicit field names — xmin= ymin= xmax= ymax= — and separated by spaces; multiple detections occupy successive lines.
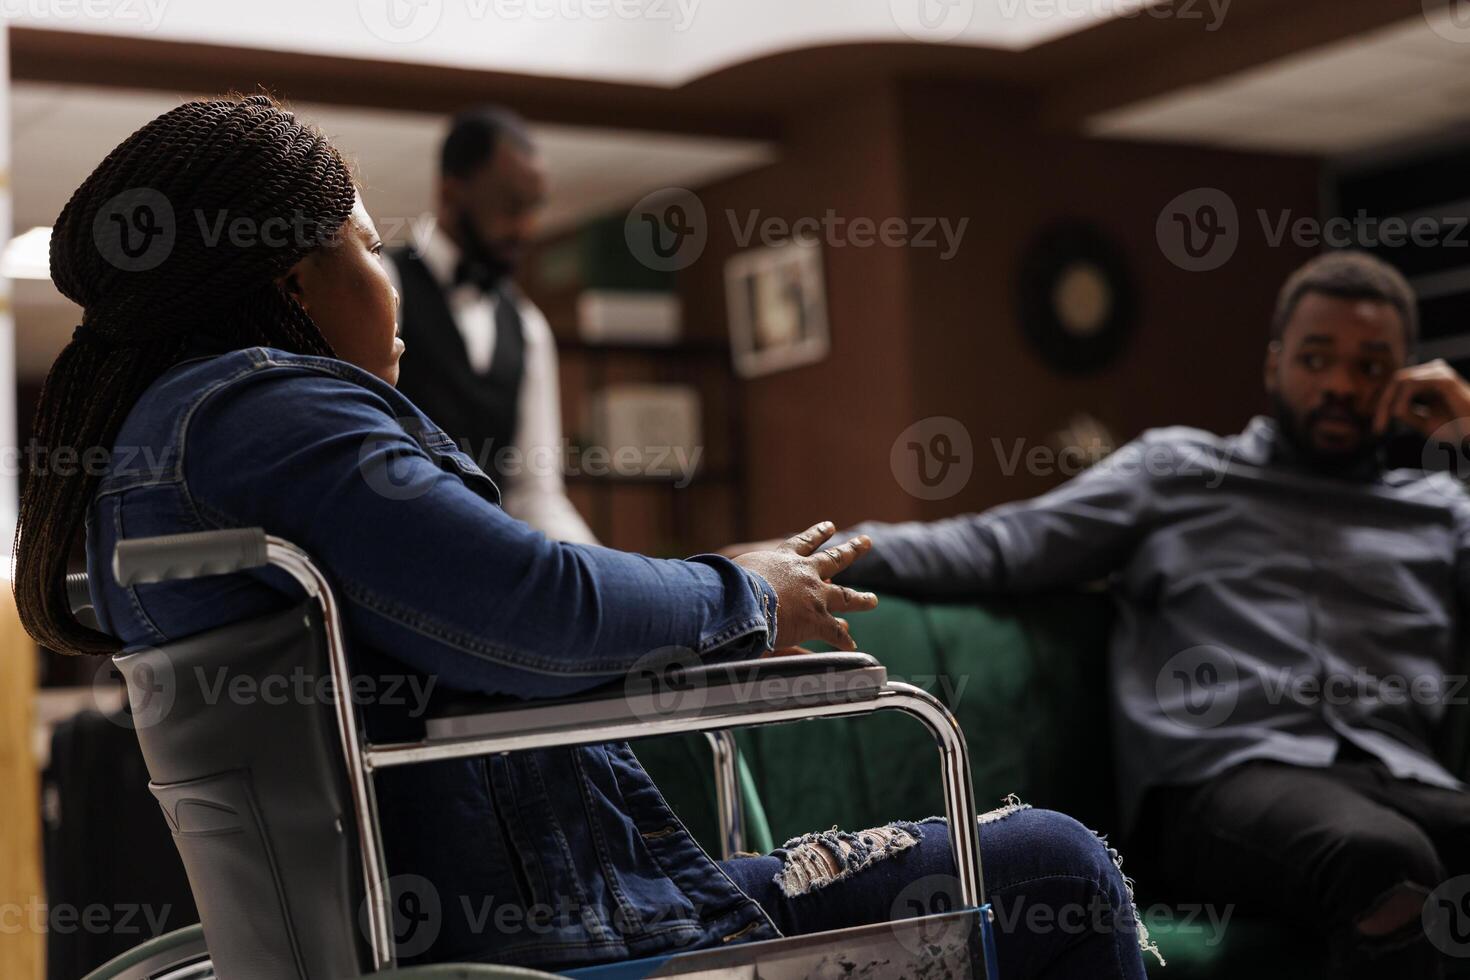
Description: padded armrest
xmin=422 ymin=653 xmax=886 ymax=742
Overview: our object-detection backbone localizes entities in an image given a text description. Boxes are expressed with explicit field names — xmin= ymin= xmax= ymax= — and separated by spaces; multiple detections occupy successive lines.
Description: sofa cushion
xmin=727 ymin=590 xmax=1320 ymax=978
xmin=732 ymin=592 xmax=1117 ymax=841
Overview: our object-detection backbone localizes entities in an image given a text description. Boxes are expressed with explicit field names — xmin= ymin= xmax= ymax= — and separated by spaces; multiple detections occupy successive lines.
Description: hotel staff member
xmin=386 ymin=106 xmax=596 ymax=544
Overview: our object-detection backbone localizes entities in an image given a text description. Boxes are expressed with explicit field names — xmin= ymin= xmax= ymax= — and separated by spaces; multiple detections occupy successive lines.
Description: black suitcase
xmin=43 ymin=705 xmax=198 ymax=979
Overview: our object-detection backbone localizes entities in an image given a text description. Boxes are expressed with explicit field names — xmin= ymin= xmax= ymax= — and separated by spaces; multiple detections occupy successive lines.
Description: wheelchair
xmin=76 ymin=528 xmax=1000 ymax=980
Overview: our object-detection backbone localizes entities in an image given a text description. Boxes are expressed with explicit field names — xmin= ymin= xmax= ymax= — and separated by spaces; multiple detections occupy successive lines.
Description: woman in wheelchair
xmin=15 ymin=95 xmax=1152 ymax=978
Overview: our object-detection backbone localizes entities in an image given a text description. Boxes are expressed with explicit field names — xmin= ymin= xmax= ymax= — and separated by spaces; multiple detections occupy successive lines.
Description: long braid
xmin=14 ymin=94 xmax=357 ymax=655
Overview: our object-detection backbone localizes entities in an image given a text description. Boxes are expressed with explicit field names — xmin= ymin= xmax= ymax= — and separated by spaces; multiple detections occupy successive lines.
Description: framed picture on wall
xmin=588 ymin=384 xmax=702 ymax=482
xmin=724 ymin=239 xmax=830 ymax=378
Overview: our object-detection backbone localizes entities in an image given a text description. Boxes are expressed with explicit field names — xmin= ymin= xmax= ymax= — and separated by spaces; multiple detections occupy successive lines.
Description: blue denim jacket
xmin=85 ymin=346 xmax=784 ymax=967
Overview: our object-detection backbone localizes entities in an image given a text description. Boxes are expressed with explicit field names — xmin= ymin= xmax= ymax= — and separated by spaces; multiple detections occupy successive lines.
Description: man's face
xmin=1264 ymin=291 xmax=1408 ymax=467
xmin=442 ymin=142 xmax=547 ymax=271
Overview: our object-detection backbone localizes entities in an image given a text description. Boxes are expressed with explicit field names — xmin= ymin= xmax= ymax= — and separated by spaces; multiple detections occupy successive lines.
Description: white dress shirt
xmin=385 ymin=222 xmax=598 ymax=545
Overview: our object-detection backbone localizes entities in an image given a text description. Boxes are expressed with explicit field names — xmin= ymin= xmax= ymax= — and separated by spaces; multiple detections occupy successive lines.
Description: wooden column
xmin=0 ymin=588 xmax=42 ymax=980
xmin=0 ymin=20 xmax=41 ymax=980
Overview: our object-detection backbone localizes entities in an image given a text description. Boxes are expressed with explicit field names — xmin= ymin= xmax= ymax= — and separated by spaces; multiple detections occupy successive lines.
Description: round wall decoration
xmin=1016 ymin=221 xmax=1137 ymax=374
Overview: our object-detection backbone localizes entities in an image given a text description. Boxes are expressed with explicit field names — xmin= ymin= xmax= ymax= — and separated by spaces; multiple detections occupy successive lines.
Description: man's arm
xmin=839 ymin=438 xmax=1159 ymax=597
xmin=499 ymin=300 xmax=599 ymax=545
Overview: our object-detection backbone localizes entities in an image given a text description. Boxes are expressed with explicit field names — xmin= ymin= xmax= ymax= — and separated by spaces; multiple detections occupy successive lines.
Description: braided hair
xmin=14 ymin=94 xmax=358 ymax=655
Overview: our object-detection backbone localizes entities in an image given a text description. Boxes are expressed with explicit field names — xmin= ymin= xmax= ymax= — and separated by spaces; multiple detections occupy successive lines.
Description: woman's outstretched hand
xmin=731 ymin=521 xmax=878 ymax=651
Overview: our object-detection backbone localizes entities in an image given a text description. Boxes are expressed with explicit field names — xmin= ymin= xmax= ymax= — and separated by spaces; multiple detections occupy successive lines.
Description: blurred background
xmin=4 ymin=0 xmax=1470 ymax=975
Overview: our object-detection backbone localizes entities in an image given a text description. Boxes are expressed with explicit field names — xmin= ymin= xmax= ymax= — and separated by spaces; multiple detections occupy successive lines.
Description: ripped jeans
xmin=720 ymin=803 xmax=1156 ymax=979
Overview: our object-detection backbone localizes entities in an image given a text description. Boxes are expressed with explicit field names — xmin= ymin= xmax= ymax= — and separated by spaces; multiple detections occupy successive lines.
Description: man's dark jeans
xmin=1136 ymin=746 xmax=1470 ymax=978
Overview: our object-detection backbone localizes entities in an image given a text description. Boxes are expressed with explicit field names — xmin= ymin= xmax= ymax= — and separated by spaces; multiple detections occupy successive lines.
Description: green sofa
xmin=637 ymin=590 xmax=1419 ymax=978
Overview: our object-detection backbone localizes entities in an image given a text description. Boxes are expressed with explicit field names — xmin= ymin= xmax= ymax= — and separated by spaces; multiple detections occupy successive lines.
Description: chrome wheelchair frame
xmin=90 ymin=528 xmax=994 ymax=979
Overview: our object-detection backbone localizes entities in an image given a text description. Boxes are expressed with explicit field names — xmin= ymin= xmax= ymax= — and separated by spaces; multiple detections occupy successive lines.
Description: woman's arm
xmin=182 ymin=364 xmax=775 ymax=699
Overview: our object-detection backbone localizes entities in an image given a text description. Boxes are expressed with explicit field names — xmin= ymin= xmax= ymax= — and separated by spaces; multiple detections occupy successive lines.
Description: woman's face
xmin=284 ymin=193 xmax=403 ymax=385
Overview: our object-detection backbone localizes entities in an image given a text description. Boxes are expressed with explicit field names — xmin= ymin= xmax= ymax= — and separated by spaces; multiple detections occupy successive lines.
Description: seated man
xmin=830 ymin=251 xmax=1470 ymax=977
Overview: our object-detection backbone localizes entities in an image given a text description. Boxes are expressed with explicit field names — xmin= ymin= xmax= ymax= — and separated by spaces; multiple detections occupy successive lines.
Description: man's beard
xmin=456 ymin=211 xmax=518 ymax=287
xmin=1271 ymin=393 xmax=1383 ymax=475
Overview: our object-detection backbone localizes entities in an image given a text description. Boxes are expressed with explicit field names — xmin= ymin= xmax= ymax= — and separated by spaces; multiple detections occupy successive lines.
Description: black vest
xmin=390 ymin=247 xmax=526 ymax=481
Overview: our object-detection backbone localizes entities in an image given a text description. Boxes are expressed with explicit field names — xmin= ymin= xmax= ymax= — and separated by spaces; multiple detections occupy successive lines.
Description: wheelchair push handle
xmin=113 ymin=528 xmax=270 ymax=586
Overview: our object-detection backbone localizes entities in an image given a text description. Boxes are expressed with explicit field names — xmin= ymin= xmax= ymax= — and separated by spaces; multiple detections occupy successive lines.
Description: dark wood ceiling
xmin=10 ymin=0 xmax=1427 ymax=138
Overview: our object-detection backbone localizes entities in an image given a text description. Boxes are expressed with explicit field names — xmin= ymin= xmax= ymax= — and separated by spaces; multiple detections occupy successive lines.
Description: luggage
xmin=42 ymin=706 xmax=198 ymax=979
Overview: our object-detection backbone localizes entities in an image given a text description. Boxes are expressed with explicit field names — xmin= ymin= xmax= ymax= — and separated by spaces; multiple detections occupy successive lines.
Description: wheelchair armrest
xmin=66 ymin=571 xmax=101 ymax=632
xmin=422 ymin=653 xmax=886 ymax=741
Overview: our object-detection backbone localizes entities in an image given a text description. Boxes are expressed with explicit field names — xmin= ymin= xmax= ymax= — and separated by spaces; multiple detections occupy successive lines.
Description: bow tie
xmin=452 ymin=258 xmax=503 ymax=295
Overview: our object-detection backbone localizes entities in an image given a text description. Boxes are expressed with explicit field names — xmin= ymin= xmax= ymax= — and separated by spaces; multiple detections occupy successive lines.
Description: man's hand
xmin=1372 ymin=358 xmax=1470 ymax=444
xmin=731 ymin=521 xmax=878 ymax=651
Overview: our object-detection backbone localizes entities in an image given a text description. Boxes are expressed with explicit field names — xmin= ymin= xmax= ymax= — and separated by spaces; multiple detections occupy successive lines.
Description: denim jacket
xmin=86 ymin=346 xmax=784 ymax=967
